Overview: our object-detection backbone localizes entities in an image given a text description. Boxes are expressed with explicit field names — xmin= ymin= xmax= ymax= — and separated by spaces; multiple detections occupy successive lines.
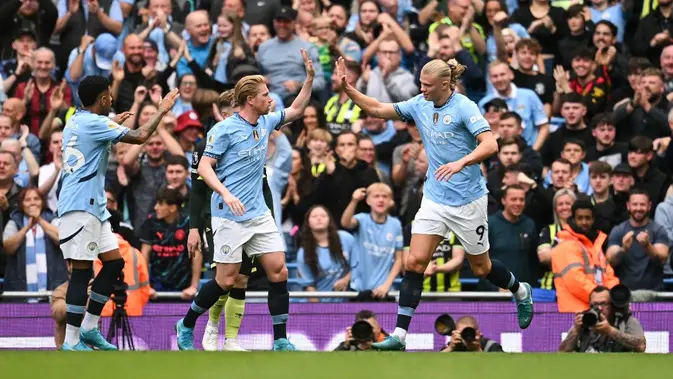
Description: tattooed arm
xmin=558 ymin=328 xmax=580 ymax=352
xmin=608 ymin=323 xmax=647 ymax=353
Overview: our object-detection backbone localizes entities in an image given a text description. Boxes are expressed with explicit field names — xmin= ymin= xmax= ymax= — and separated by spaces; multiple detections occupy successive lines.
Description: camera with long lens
xmin=350 ymin=320 xmax=374 ymax=343
xmin=434 ymin=314 xmax=477 ymax=351
xmin=112 ymin=271 xmax=128 ymax=308
xmin=582 ymin=284 xmax=632 ymax=328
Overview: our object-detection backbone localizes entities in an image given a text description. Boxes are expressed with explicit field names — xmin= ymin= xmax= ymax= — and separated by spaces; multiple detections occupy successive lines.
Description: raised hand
xmin=111 ymin=60 xmax=125 ymax=82
xmin=352 ymin=187 xmax=366 ymax=202
xmin=301 ymin=48 xmax=315 ymax=80
xmin=50 ymin=81 xmax=66 ymax=110
xmin=149 ymin=84 xmax=163 ymax=105
xmin=134 ymin=86 xmax=148 ymax=105
xmin=336 ymin=56 xmax=348 ymax=87
xmin=636 ymin=230 xmax=650 ymax=247
xmin=88 ymin=0 xmax=100 ymax=15
xmin=23 ymin=80 xmax=35 ymax=102
xmin=158 ymin=88 xmax=180 ymax=113
xmin=80 ymin=35 xmax=95 ymax=53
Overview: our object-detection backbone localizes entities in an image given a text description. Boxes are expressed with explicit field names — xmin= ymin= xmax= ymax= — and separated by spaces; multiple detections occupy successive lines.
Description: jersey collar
xmin=235 ymin=112 xmax=258 ymax=127
xmin=434 ymin=91 xmax=456 ymax=110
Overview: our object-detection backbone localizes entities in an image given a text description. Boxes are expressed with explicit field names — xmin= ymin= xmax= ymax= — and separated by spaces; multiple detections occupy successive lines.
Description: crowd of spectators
xmin=0 ymin=0 xmax=672 ymax=307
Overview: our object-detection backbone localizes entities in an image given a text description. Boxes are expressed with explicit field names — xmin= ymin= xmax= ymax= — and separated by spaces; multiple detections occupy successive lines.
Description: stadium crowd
xmin=0 ymin=0 xmax=672 ymax=312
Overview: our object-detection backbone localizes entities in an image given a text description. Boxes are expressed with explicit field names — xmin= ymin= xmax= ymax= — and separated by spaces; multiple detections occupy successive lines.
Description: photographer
xmin=334 ymin=310 xmax=388 ymax=351
xmin=559 ymin=286 xmax=646 ymax=353
xmin=441 ymin=316 xmax=503 ymax=353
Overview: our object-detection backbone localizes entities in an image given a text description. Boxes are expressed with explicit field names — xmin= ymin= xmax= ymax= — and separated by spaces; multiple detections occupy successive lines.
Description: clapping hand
xmin=636 ymin=230 xmax=650 ymax=247
xmin=50 ymin=81 xmax=67 ymax=111
xmin=352 ymin=187 xmax=367 ymax=202
xmin=622 ymin=230 xmax=634 ymax=250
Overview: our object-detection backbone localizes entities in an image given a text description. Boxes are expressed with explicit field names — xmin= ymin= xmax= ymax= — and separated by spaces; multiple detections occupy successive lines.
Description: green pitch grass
xmin=0 ymin=351 xmax=666 ymax=379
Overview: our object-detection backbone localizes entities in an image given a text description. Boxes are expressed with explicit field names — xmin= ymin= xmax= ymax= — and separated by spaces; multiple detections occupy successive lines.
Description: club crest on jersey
xmin=253 ymin=129 xmax=260 ymax=141
xmin=443 ymin=115 xmax=452 ymax=124
xmin=433 ymin=113 xmax=439 ymax=124
xmin=208 ymin=134 xmax=215 ymax=144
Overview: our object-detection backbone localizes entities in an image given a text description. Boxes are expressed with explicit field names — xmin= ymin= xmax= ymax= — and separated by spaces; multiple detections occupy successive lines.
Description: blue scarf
xmin=24 ymin=216 xmax=47 ymax=293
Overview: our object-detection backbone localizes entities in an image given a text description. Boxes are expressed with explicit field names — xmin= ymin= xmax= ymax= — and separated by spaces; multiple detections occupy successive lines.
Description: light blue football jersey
xmin=349 ymin=213 xmax=403 ymax=292
xmin=204 ymin=111 xmax=286 ymax=222
xmin=58 ymin=109 xmax=130 ymax=221
xmin=393 ymin=93 xmax=490 ymax=207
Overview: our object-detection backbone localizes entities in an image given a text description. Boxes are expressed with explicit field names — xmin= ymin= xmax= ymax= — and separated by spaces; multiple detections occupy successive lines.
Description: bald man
xmin=112 ymin=34 xmax=151 ymax=113
xmin=441 ymin=316 xmax=504 ymax=352
xmin=176 ymin=10 xmax=214 ymax=78
xmin=1 ymin=98 xmax=41 ymax=160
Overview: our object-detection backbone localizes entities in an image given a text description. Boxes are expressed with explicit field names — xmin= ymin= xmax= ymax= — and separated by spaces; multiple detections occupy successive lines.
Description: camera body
xmin=435 ymin=314 xmax=478 ymax=351
xmin=112 ymin=271 xmax=128 ymax=308
xmin=582 ymin=284 xmax=632 ymax=328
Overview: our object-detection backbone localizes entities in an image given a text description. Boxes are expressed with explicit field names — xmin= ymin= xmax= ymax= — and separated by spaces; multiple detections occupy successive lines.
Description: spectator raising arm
xmin=19 ymin=125 xmax=39 ymax=179
xmin=121 ymin=89 xmax=180 ymax=144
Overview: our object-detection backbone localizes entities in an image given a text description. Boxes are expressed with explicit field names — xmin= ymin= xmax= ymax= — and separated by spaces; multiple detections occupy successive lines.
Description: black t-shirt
xmin=541 ymin=126 xmax=596 ymax=167
xmin=584 ymin=142 xmax=628 ymax=168
xmin=140 ymin=213 xmax=192 ymax=291
xmin=513 ymin=70 xmax=555 ymax=105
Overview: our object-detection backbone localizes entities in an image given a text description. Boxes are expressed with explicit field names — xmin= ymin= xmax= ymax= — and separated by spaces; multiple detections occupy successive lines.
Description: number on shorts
xmin=63 ymin=135 xmax=85 ymax=173
xmin=475 ymin=225 xmax=485 ymax=241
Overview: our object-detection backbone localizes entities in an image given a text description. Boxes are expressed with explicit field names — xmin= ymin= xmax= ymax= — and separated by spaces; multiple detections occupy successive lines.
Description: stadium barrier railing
xmin=3 ymin=290 xmax=673 ymax=300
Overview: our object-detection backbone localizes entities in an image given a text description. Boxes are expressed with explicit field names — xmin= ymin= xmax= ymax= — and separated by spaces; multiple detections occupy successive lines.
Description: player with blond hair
xmin=335 ymin=56 xmax=535 ymax=351
xmin=176 ymin=49 xmax=316 ymax=351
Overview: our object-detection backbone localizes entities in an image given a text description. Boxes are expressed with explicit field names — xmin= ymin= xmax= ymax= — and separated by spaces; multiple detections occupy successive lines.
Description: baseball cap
xmin=94 ymin=33 xmax=118 ymax=71
xmin=612 ymin=163 xmax=633 ymax=176
xmin=483 ymin=98 xmax=508 ymax=112
xmin=274 ymin=6 xmax=298 ymax=21
xmin=174 ymin=111 xmax=203 ymax=134
xmin=13 ymin=24 xmax=37 ymax=41
xmin=143 ymin=39 xmax=159 ymax=52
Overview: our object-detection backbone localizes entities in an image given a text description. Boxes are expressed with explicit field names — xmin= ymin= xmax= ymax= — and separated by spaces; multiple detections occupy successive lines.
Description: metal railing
xmin=3 ymin=290 xmax=673 ymax=300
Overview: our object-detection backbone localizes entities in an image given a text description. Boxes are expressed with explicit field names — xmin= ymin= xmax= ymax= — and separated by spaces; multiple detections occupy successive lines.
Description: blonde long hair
xmin=420 ymin=58 xmax=466 ymax=91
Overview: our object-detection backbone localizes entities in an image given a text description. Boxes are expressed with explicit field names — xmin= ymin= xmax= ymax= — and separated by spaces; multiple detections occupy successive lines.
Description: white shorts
xmin=411 ymin=196 xmax=489 ymax=255
xmin=59 ymin=211 xmax=119 ymax=261
xmin=212 ymin=212 xmax=285 ymax=264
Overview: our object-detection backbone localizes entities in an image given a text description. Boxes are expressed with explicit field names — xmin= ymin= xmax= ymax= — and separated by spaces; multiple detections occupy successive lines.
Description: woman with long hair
xmin=357 ymin=135 xmax=392 ymax=187
xmin=537 ymin=189 xmax=577 ymax=289
xmin=297 ymin=205 xmax=354 ymax=296
xmin=2 ymin=187 xmax=66 ymax=292
xmin=282 ymin=148 xmax=322 ymax=229
xmin=293 ymin=101 xmax=326 ymax=147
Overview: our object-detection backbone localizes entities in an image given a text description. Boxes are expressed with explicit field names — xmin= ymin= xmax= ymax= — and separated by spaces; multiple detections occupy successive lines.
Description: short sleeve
xmin=296 ymin=248 xmax=316 ymax=288
xmin=57 ymin=0 xmax=67 ymax=18
xmin=624 ymin=317 xmax=645 ymax=338
xmin=263 ymin=110 xmax=286 ymax=131
xmin=393 ymin=97 xmax=417 ymax=122
xmin=139 ymin=217 xmax=156 ymax=244
xmin=203 ymin=126 xmax=229 ymax=160
xmin=2 ymin=220 xmax=19 ymax=240
xmin=353 ymin=213 xmax=368 ymax=230
xmin=608 ymin=224 xmax=624 ymax=248
xmin=653 ymin=224 xmax=670 ymax=246
xmin=90 ymin=117 xmax=130 ymax=143
xmin=394 ymin=220 xmax=404 ymax=251
xmin=461 ymin=100 xmax=490 ymax=137
xmin=531 ymin=94 xmax=549 ymax=127
xmin=338 ymin=231 xmax=356 ymax=262
xmin=109 ymin=0 xmax=124 ymax=21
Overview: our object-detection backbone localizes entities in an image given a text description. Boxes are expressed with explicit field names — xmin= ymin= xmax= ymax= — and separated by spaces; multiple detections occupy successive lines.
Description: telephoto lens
xmin=434 ymin=314 xmax=457 ymax=336
xmin=582 ymin=308 xmax=600 ymax=327
xmin=351 ymin=320 xmax=374 ymax=342
xmin=460 ymin=327 xmax=476 ymax=343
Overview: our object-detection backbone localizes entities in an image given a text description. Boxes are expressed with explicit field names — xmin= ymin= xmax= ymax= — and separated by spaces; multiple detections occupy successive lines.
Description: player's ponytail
xmin=421 ymin=59 xmax=467 ymax=91
xmin=446 ymin=59 xmax=466 ymax=91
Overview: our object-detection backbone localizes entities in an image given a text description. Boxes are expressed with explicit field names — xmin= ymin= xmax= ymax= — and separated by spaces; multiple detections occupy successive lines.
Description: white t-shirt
xmin=38 ymin=163 xmax=59 ymax=213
